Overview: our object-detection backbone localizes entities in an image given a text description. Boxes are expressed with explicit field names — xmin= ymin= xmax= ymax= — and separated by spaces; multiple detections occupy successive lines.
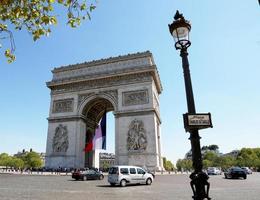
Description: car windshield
xmin=232 ymin=167 xmax=243 ymax=172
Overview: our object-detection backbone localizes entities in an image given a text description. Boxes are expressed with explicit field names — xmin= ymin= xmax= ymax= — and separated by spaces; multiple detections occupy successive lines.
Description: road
xmin=0 ymin=173 xmax=259 ymax=200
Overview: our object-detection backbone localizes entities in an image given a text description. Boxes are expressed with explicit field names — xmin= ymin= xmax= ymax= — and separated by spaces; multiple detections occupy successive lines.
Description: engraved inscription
xmin=52 ymin=98 xmax=74 ymax=113
xmin=123 ymin=89 xmax=149 ymax=106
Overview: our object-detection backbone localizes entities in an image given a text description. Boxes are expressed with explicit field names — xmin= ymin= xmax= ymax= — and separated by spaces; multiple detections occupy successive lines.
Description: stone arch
xmin=79 ymin=96 xmax=115 ymax=168
xmin=77 ymin=91 xmax=118 ymax=117
xmin=45 ymin=51 xmax=164 ymax=171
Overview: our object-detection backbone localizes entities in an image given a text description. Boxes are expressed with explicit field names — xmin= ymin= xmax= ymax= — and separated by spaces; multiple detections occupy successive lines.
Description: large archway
xmin=81 ymin=97 xmax=114 ymax=169
xmin=45 ymin=51 xmax=164 ymax=171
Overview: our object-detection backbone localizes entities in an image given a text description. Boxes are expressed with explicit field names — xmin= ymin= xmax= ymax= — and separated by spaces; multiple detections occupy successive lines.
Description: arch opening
xmin=82 ymin=97 xmax=115 ymax=169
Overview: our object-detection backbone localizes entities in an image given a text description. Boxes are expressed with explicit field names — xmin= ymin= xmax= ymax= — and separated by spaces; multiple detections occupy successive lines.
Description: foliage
xmin=176 ymin=158 xmax=193 ymax=172
xmin=236 ymin=148 xmax=260 ymax=168
xmin=163 ymin=157 xmax=175 ymax=171
xmin=0 ymin=0 xmax=96 ymax=63
xmin=186 ymin=144 xmax=220 ymax=159
xmin=202 ymin=159 xmax=212 ymax=169
xmin=178 ymin=147 xmax=260 ymax=171
xmin=8 ymin=157 xmax=25 ymax=169
xmin=0 ymin=153 xmax=12 ymax=167
xmin=22 ymin=151 xmax=43 ymax=168
xmin=202 ymin=151 xmax=236 ymax=171
xmin=203 ymin=151 xmax=218 ymax=161
xmin=0 ymin=151 xmax=42 ymax=169
xmin=201 ymin=145 xmax=219 ymax=151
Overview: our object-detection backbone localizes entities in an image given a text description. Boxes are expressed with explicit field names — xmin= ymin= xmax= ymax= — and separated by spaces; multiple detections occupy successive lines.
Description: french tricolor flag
xmin=84 ymin=113 xmax=106 ymax=152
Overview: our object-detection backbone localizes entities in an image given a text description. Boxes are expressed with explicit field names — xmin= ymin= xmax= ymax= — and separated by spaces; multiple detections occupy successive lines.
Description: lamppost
xmin=169 ymin=11 xmax=211 ymax=200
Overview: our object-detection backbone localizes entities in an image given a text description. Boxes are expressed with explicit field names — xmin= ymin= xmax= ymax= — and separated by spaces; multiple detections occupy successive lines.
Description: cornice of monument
xmin=52 ymin=51 xmax=153 ymax=72
xmin=47 ymin=51 xmax=163 ymax=93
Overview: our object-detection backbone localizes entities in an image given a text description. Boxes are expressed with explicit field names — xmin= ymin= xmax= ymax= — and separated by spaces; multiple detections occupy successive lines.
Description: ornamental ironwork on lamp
xmin=168 ymin=10 xmax=191 ymax=50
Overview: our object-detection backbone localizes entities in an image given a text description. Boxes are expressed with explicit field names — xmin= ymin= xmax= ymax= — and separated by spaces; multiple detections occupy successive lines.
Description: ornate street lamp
xmin=169 ymin=11 xmax=211 ymax=200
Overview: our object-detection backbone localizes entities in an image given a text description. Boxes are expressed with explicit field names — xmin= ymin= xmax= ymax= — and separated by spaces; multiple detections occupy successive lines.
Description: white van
xmin=108 ymin=165 xmax=154 ymax=187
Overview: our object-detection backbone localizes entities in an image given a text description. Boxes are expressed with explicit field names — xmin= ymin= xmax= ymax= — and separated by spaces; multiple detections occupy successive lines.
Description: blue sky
xmin=1 ymin=0 xmax=260 ymax=164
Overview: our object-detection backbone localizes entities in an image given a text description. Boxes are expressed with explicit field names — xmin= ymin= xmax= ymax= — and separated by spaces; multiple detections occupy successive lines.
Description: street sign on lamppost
xmin=183 ymin=113 xmax=213 ymax=132
xmin=169 ymin=10 xmax=212 ymax=200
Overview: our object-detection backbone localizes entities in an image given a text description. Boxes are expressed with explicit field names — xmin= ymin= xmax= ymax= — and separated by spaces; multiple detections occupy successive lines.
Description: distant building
xmin=14 ymin=149 xmax=46 ymax=166
xmin=99 ymin=152 xmax=115 ymax=171
xmin=223 ymin=150 xmax=240 ymax=158
xmin=13 ymin=149 xmax=31 ymax=157
xmin=39 ymin=153 xmax=46 ymax=166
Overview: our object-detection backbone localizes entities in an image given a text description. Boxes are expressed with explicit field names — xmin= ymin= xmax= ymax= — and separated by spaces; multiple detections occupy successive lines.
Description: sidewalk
xmin=0 ymin=170 xmax=190 ymax=176
xmin=0 ymin=170 xmax=72 ymax=176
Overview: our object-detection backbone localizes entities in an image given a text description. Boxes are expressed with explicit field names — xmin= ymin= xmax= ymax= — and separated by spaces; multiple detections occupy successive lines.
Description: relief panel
xmin=52 ymin=98 xmax=74 ymax=113
xmin=127 ymin=119 xmax=147 ymax=152
xmin=52 ymin=124 xmax=69 ymax=153
xmin=122 ymin=89 xmax=149 ymax=106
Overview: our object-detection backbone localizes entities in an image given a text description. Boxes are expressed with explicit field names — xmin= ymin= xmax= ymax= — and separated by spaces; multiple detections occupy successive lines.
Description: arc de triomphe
xmin=45 ymin=51 xmax=163 ymax=171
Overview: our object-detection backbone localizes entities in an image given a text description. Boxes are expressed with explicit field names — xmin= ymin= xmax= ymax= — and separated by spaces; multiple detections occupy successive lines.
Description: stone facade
xmin=99 ymin=152 xmax=116 ymax=171
xmin=45 ymin=51 xmax=163 ymax=171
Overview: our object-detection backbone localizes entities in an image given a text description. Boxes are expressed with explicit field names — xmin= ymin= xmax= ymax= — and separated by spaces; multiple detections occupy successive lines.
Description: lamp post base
xmin=190 ymin=171 xmax=211 ymax=200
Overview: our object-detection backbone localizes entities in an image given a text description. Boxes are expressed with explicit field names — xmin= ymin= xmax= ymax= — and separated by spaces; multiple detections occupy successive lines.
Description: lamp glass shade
xmin=172 ymin=26 xmax=190 ymax=42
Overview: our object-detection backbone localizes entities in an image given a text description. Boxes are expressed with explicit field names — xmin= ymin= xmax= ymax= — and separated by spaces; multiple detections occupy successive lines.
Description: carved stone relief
xmin=102 ymin=90 xmax=118 ymax=108
xmin=52 ymin=124 xmax=69 ymax=153
xmin=78 ymin=93 xmax=95 ymax=108
xmin=50 ymin=72 xmax=152 ymax=95
xmin=127 ymin=119 xmax=147 ymax=152
xmin=77 ymin=90 xmax=118 ymax=110
xmin=123 ymin=89 xmax=149 ymax=106
xmin=52 ymin=98 xmax=74 ymax=113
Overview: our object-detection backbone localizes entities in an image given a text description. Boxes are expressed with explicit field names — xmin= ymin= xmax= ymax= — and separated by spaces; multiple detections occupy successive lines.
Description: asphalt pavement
xmin=0 ymin=172 xmax=260 ymax=200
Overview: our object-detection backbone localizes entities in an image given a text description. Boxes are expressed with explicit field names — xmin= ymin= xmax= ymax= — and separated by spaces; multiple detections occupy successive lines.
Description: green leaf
xmin=50 ymin=16 xmax=57 ymax=25
xmin=90 ymin=4 xmax=96 ymax=12
xmin=80 ymin=3 xmax=86 ymax=11
xmin=0 ymin=23 xmax=7 ymax=30
xmin=5 ymin=49 xmax=16 ymax=63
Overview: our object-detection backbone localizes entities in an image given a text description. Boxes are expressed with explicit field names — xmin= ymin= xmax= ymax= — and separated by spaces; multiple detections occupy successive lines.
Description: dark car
xmin=224 ymin=167 xmax=247 ymax=179
xmin=72 ymin=169 xmax=104 ymax=181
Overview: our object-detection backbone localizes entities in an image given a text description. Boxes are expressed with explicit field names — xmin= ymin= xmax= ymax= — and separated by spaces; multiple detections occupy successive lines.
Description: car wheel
xmin=120 ymin=179 xmax=127 ymax=187
xmin=99 ymin=175 xmax=104 ymax=180
xmin=146 ymin=178 xmax=152 ymax=185
xmin=244 ymin=176 xmax=247 ymax=179
xmin=83 ymin=176 xmax=87 ymax=181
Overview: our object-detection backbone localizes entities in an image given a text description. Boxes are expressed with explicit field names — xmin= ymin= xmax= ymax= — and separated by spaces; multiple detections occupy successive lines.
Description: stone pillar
xmin=115 ymin=112 xmax=163 ymax=171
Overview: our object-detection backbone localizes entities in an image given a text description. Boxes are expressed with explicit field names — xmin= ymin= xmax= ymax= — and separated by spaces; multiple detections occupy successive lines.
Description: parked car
xmin=108 ymin=165 xmax=154 ymax=187
xmin=207 ymin=167 xmax=222 ymax=175
xmin=241 ymin=167 xmax=252 ymax=174
xmin=72 ymin=169 xmax=104 ymax=181
xmin=224 ymin=167 xmax=247 ymax=179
